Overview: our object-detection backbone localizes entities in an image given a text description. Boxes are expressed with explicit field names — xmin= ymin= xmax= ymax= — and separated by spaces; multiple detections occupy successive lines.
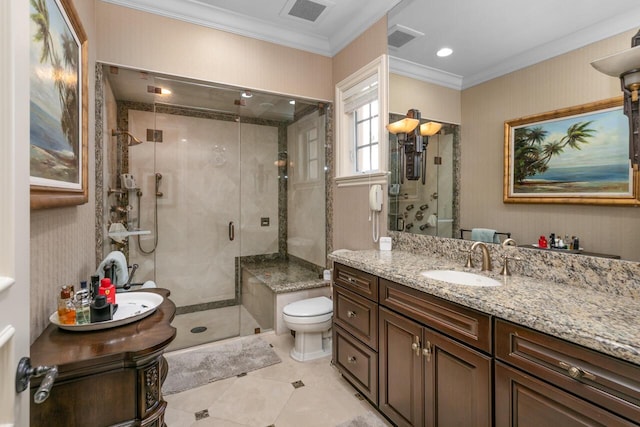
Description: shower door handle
xmin=229 ymin=221 xmax=235 ymax=241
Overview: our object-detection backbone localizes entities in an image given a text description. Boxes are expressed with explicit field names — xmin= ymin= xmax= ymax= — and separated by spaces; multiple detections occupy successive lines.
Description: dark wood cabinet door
xmin=379 ymin=307 xmax=424 ymax=427
xmin=424 ymin=328 xmax=492 ymax=427
xmin=495 ymin=362 xmax=638 ymax=427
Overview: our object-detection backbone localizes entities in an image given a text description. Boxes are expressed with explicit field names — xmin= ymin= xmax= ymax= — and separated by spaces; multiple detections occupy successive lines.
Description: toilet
xmin=282 ymin=296 xmax=333 ymax=362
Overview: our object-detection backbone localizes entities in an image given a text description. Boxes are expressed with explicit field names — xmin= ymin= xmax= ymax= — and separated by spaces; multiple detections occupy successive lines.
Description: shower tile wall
xmin=127 ymin=110 xmax=278 ymax=308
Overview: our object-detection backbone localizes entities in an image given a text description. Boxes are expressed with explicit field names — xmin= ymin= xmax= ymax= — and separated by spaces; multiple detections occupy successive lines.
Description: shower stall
xmin=99 ymin=65 xmax=328 ymax=350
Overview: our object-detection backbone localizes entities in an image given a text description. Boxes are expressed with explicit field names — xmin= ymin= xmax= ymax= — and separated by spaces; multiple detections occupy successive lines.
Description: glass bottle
xmin=75 ymin=281 xmax=91 ymax=325
xmin=57 ymin=285 xmax=76 ymax=325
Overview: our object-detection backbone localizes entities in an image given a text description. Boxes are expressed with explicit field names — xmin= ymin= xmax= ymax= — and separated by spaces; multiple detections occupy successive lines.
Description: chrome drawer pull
xmin=347 ymin=356 xmax=357 ymax=364
xmin=347 ymin=277 xmax=357 ymax=284
xmin=347 ymin=310 xmax=357 ymax=318
xmin=559 ymin=361 xmax=597 ymax=381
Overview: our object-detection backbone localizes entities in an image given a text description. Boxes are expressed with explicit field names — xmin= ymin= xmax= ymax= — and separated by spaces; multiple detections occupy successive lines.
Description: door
xmin=424 ymin=329 xmax=492 ymax=427
xmin=1 ymin=0 xmax=31 ymax=424
xmin=379 ymin=307 xmax=424 ymax=427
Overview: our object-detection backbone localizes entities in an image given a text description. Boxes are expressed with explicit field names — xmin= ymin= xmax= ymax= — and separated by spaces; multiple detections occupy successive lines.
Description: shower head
xmin=112 ymin=129 xmax=143 ymax=146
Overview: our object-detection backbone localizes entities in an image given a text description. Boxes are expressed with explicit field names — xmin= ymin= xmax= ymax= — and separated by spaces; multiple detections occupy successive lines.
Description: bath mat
xmin=336 ymin=412 xmax=389 ymax=427
xmin=162 ymin=335 xmax=281 ymax=395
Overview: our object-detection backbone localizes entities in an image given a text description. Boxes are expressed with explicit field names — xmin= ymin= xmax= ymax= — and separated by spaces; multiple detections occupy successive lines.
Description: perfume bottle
xmin=75 ymin=281 xmax=91 ymax=325
xmin=57 ymin=285 xmax=76 ymax=325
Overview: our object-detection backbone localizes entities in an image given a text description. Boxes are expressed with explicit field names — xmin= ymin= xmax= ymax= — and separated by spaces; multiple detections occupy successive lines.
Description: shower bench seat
xmin=241 ymin=259 xmax=331 ymax=335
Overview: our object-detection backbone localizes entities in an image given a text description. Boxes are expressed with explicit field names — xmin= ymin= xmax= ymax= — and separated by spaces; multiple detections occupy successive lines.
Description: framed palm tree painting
xmin=29 ymin=0 xmax=88 ymax=209
xmin=504 ymin=97 xmax=640 ymax=205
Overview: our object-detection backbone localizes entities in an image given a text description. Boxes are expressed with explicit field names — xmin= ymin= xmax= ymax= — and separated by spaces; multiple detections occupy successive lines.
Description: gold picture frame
xmin=29 ymin=0 xmax=88 ymax=209
xmin=504 ymin=97 xmax=639 ymax=205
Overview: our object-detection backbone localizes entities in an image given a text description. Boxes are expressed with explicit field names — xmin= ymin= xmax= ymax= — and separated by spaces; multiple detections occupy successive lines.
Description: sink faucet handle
xmin=500 ymin=255 xmax=522 ymax=276
xmin=460 ymin=249 xmax=474 ymax=268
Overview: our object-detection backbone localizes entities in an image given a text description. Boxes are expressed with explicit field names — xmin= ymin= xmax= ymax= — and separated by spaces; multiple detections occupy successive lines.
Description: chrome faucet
xmin=470 ymin=241 xmax=492 ymax=271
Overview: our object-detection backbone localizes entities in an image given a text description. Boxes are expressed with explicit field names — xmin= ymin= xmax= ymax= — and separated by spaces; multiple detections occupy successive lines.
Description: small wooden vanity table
xmin=30 ymin=288 xmax=176 ymax=427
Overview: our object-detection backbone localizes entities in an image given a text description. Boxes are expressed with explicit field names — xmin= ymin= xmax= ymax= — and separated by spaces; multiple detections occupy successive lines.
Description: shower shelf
xmin=108 ymin=229 xmax=150 ymax=238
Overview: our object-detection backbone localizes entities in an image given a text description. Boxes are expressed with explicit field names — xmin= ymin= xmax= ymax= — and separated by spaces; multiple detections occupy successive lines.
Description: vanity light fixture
xmin=591 ymin=29 xmax=640 ymax=168
xmin=241 ymin=90 xmax=253 ymax=98
xmin=386 ymin=109 xmax=442 ymax=185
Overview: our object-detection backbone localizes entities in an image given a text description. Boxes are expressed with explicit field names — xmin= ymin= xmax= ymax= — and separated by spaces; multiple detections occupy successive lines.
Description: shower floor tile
xmin=167 ymin=305 xmax=264 ymax=352
xmin=164 ymin=332 xmax=391 ymax=427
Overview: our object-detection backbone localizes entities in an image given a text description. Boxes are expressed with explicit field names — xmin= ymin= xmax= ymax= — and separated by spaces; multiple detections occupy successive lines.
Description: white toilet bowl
xmin=282 ymin=296 xmax=333 ymax=362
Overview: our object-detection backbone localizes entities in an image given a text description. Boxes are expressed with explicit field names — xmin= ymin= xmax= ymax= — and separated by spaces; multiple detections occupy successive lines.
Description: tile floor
xmin=164 ymin=332 xmax=392 ymax=427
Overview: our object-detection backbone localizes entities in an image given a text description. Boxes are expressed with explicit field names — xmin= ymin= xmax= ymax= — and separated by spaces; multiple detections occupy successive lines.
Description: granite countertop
xmin=242 ymin=260 xmax=329 ymax=294
xmin=329 ymin=249 xmax=640 ymax=366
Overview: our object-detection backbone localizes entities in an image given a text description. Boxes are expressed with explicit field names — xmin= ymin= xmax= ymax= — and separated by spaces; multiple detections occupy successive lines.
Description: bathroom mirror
xmin=386 ymin=4 xmax=640 ymax=261
xmin=387 ymin=113 xmax=459 ymax=238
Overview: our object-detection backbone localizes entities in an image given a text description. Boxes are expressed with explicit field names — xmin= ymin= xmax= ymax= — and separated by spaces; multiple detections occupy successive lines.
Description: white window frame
xmin=335 ymin=55 xmax=389 ymax=186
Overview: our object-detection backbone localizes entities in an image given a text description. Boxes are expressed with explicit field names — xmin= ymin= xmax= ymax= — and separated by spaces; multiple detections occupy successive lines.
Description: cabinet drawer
xmin=496 ymin=362 xmax=637 ymax=427
xmin=334 ymin=286 xmax=378 ymax=349
xmin=380 ymin=279 xmax=491 ymax=353
xmin=495 ymin=319 xmax=640 ymax=424
xmin=333 ymin=325 xmax=378 ymax=405
xmin=333 ymin=263 xmax=378 ymax=302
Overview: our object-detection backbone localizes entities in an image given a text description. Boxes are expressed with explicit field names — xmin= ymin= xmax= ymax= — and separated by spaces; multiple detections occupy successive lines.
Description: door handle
xmin=229 ymin=221 xmax=235 ymax=241
xmin=15 ymin=357 xmax=58 ymax=404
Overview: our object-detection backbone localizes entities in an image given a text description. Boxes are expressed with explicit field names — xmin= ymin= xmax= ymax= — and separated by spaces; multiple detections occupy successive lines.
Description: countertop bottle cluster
xmin=56 ymin=275 xmax=118 ymax=325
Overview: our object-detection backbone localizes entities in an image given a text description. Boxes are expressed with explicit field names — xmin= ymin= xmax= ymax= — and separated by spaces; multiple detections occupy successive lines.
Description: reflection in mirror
xmin=388 ymin=112 xmax=460 ymax=237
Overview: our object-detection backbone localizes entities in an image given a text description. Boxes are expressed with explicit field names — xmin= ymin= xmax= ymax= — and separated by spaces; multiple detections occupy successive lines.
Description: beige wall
xmin=95 ymin=2 xmax=333 ymax=102
xmin=332 ymin=16 xmax=389 ymax=251
xmin=332 ymin=16 xmax=388 ymax=86
xmin=30 ymin=0 xmax=97 ymax=341
xmin=390 ymin=73 xmax=461 ymax=124
xmin=461 ymin=29 xmax=639 ymax=260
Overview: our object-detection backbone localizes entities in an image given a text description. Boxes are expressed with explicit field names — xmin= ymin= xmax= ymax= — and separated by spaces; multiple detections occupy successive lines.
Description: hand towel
xmin=96 ymin=251 xmax=129 ymax=287
xmin=471 ymin=228 xmax=500 ymax=243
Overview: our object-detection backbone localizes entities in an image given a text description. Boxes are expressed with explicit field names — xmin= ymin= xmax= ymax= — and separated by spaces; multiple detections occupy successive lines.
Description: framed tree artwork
xmin=504 ymin=97 xmax=640 ymax=205
xmin=29 ymin=0 xmax=88 ymax=209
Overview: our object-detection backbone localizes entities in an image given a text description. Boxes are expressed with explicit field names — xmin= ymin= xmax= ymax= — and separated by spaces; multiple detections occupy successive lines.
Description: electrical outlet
xmin=261 ymin=217 xmax=270 ymax=226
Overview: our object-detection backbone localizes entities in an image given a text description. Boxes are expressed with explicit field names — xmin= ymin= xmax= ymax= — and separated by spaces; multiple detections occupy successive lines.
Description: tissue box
xmin=379 ymin=237 xmax=392 ymax=251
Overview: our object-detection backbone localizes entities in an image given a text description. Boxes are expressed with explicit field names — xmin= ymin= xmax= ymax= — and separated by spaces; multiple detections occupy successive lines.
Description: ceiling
xmin=103 ymin=0 xmax=640 ymax=89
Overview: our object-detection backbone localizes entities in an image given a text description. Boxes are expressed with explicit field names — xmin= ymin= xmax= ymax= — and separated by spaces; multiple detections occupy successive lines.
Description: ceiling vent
xmin=388 ymin=24 xmax=424 ymax=49
xmin=281 ymin=0 xmax=332 ymax=23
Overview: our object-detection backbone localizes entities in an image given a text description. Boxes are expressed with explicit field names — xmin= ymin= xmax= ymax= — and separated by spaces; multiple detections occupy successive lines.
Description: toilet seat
xmin=283 ymin=296 xmax=333 ymax=317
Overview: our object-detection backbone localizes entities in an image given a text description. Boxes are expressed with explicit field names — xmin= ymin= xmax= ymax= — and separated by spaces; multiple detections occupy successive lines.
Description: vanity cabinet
xmin=30 ymin=289 xmax=176 ymax=427
xmin=379 ymin=280 xmax=492 ymax=427
xmin=332 ymin=263 xmax=379 ymax=404
xmin=495 ymin=319 xmax=640 ymax=426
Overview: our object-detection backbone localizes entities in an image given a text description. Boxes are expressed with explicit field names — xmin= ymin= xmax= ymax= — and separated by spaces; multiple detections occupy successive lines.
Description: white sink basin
xmin=421 ymin=270 xmax=502 ymax=287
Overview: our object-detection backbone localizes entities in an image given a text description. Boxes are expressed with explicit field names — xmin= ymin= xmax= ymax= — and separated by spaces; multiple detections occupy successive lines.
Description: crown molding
xmin=101 ymin=0 xmax=399 ymax=58
xmin=389 ymin=56 xmax=463 ymax=90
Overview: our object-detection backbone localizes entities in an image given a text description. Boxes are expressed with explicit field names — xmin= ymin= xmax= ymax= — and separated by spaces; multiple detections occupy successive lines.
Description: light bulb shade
xmin=386 ymin=118 xmax=419 ymax=134
xmin=591 ymin=45 xmax=640 ymax=78
xmin=419 ymin=121 xmax=442 ymax=136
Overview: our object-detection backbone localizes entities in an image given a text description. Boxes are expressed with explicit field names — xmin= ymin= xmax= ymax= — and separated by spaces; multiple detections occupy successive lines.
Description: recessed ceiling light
xmin=241 ymin=90 xmax=253 ymax=98
xmin=437 ymin=47 xmax=453 ymax=58
xmin=289 ymin=100 xmax=296 ymax=105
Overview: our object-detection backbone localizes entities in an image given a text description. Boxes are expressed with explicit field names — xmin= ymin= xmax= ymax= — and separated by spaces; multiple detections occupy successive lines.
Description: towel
xmin=96 ymin=251 xmax=129 ymax=287
xmin=471 ymin=228 xmax=500 ymax=244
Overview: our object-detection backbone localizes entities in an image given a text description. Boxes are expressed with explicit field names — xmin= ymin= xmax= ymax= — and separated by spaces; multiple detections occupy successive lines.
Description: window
xmin=355 ymin=100 xmax=379 ymax=173
xmin=335 ymin=55 xmax=388 ymax=182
